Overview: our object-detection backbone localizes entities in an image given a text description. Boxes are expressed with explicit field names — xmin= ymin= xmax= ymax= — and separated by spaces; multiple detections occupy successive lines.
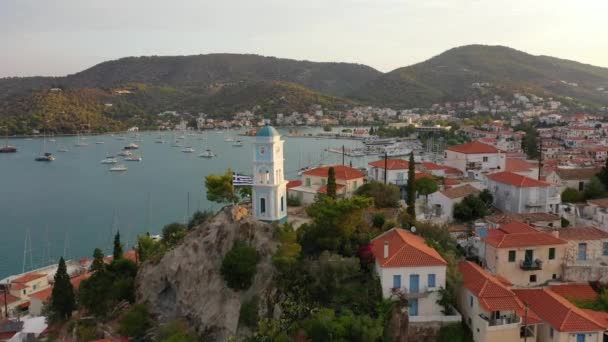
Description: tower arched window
xmin=260 ymin=198 xmax=266 ymax=214
xmin=265 ymin=171 xmax=270 ymax=184
xmin=281 ymin=196 xmax=284 ymax=212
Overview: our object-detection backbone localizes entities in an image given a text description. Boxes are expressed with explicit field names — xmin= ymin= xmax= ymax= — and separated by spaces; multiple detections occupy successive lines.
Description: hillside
xmin=351 ymin=45 xmax=608 ymax=108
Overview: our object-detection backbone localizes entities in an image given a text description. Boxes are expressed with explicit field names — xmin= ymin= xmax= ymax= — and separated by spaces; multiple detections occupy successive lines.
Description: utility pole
xmin=342 ymin=145 xmax=345 ymax=166
xmin=384 ymin=151 xmax=388 ymax=185
xmin=538 ymin=135 xmax=543 ymax=181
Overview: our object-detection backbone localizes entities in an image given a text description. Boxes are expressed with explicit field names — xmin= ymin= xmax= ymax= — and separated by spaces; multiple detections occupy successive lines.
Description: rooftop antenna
xmin=63 ymin=228 xmax=70 ymax=260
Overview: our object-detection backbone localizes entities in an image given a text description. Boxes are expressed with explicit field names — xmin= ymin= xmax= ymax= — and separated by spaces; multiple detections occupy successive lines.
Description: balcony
xmin=520 ymin=259 xmax=543 ymax=270
xmin=393 ymin=179 xmax=408 ymax=186
xmin=390 ymin=287 xmax=432 ymax=299
xmin=466 ymin=163 xmax=482 ymax=170
xmin=479 ymin=313 xmax=520 ymax=327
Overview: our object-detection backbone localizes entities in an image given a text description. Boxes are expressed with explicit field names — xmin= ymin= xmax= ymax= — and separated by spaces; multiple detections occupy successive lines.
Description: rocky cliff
xmin=136 ymin=206 xmax=279 ymax=340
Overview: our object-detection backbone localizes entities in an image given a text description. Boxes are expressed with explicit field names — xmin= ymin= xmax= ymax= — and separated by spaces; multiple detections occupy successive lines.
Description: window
xmin=529 ymin=274 xmax=537 ymax=283
xmin=483 ymin=156 xmax=488 ymax=162
xmin=281 ymin=196 xmax=284 ymax=212
xmin=508 ymin=250 xmax=516 ymax=262
xmin=469 ymin=295 xmax=473 ymax=308
xmin=354 ymin=181 xmax=358 ymax=189
xmin=549 ymin=327 xmax=554 ymax=338
xmin=265 ymin=171 xmax=270 ymax=184
xmin=321 ymin=179 xmax=326 ymax=185
xmin=579 ymin=181 xmax=585 ymax=192
xmin=428 ymin=274 xmax=436 ymax=288
xmin=393 ymin=275 xmax=401 ymax=289
xmin=578 ymin=243 xmax=588 ymax=261
xmin=305 ymin=178 xmax=311 ymax=187
xmin=552 ymin=274 xmax=557 ymax=279
xmin=549 ymin=248 xmax=556 ymax=260
xmin=603 ymin=242 xmax=608 ymax=256
xmin=260 ymin=198 xmax=266 ymax=214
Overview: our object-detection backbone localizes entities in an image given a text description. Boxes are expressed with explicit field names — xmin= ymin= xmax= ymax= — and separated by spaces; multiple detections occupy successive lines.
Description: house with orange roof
xmin=514 ymin=288 xmax=606 ymax=342
xmin=371 ymin=228 xmax=453 ymax=320
xmin=458 ymin=261 xmax=542 ymax=342
xmin=444 ymin=141 xmax=506 ymax=180
xmin=427 ymin=184 xmax=481 ymax=222
xmin=367 ymin=158 xmax=409 ymax=186
xmin=483 ymin=221 xmax=567 ymax=287
xmin=486 ymin=171 xmax=561 ymax=214
xmin=287 ymin=165 xmax=365 ymax=205
xmin=9 ymin=273 xmax=49 ymax=299
xmin=505 ymin=158 xmax=539 ymax=179
xmin=29 ymin=272 xmax=91 ymax=316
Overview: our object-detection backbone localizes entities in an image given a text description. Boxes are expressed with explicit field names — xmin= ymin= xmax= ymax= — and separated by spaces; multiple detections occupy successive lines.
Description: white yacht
xmin=224 ymin=136 xmax=235 ymax=142
xmin=109 ymin=164 xmax=128 ymax=172
xmin=232 ymin=140 xmax=243 ymax=147
xmin=198 ymin=149 xmax=215 ymax=158
xmin=181 ymin=147 xmax=195 ymax=153
xmin=101 ymin=157 xmax=118 ymax=164
xmin=125 ymin=155 xmax=142 ymax=162
xmin=118 ymin=150 xmax=133 ymax=157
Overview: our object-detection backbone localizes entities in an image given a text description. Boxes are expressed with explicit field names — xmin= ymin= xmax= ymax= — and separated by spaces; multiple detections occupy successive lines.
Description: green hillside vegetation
xmin=351 ymin=45 xmax=608 ymax=108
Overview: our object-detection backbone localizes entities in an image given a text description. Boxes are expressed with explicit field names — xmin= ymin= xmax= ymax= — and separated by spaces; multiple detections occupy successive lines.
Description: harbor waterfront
xmin=0 ymin=127 xmax=377 ymax=279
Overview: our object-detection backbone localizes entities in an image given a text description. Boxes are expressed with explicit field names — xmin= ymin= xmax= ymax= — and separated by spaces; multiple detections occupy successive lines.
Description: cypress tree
xmin=90 ymin=248 xmax=105 ymax=273
xmin=327 ymin=167 xmax=337 ymax=199
xmin=113 ymin=231 xmax=123 ymax=260
xmin=406 ymin=151 xmax=416 ymax=218
xmin=50 ymin=257 xmax=75 ymax=320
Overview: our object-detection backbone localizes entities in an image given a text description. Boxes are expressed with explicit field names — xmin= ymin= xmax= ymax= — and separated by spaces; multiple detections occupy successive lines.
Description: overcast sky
xmin=1 ymin=0 xmax=607 ymax=77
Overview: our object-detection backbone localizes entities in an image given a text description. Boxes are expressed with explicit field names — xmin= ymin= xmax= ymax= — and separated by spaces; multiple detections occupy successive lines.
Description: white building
xmin=427 ymin=184 xmax=481 ymax=223
xmin=371 ymin=228 xmax=447 ymax=318
xmin=252 ymin=125 xmax=288 ymax=223
xmin=444 ymin=141 xmax=506 ymax=180
xmin=486 ymin=171 xmax=560 ymax=214
xmin=367 ymin=158 xmax=410 ymax=185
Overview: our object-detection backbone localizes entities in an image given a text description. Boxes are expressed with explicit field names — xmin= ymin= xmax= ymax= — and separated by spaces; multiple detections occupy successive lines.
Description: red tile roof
xmin=11 ymin=273 xmax=46 ymax=284
xmin=484 ymin=222 xmax=566 ymax=248
xmin=420 ymin=162 xmax=463 ymax=175
xmin=440 ymin=184 xmax=480 ymax=199
xmin=459 ymin=261 xmax=540 ymax=323
xmin=487 ymin=171 xmax=551 ymax=188
xmin=286 ymin=180 xmax=302 ymax=189
xmin=514 ymin=288 xmax=606 ymax=332
xmin=581 ymin=309 xmax=608 ymax=329
xmin=303 ymin=165 xmax=365 ymax=180
xmin=414 ymin=172 xmax=435 ymax=181
xmin=588 ymin=198 xmax=608 ymax=208
xmin=368 ymin=159 xmax=409 ymax=170
xmin=557 ymin=227 xmax=608 ymax=241
xmin=446 ymin=141 xmax=499 ymax=154
xmin=29 ymin=287 xmax=52 ymax=302
xmin=0 ymin=293 xmax=20 ymax=306
xmin=371 ymin=228 xmax=447 ymax=267
xmin=505 ymin=159 xmax=536 ymax=173
xmin=549 ymin=283 xmax=599 ymax=302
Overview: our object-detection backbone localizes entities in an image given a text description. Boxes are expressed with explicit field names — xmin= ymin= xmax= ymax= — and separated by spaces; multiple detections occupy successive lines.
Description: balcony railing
xmin=393 ymin=179 xmax=408 ymax=186
xmin=479 ymin=313 xmax=520 ymax=327
xmin=390 ymin=287 xmax=432 ymax=299
xmin=520 ymin=259 xmax=543 ymax=270
xmin=466 ymin=163 xmax=482 ymax=170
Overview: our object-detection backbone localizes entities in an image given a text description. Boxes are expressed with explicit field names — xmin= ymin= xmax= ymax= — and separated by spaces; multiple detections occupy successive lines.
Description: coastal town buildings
xmin=444 ymin=141 xmax=506 ymax=180
xmin=287 ymin=165 xmax=365 ymax=205
xmin=486 ymin=172 xmax=561 ymax=214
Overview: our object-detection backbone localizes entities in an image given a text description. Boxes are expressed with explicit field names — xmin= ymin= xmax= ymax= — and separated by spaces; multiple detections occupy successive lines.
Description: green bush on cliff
xmin=221 ymin=241 xmax=260 ymax=291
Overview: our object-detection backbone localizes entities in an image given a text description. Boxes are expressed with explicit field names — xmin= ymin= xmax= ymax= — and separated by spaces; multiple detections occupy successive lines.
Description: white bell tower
xmin=252 ymin=125 xmax=287 ymax=223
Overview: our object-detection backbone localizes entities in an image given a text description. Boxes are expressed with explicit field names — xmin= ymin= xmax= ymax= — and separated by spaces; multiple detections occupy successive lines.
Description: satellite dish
xmin=410 ymin=226 xmax=416 ymax=233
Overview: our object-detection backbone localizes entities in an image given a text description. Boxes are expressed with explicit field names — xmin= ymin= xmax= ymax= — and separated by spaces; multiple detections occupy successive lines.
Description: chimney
xmin=551 ymin=230 xmax=559 ymax=238
xmin=384 ymin=241 xmax=389 ymax=258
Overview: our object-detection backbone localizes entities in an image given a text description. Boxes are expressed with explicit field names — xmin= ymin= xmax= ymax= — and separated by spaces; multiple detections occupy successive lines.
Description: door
xmin=409 ymin=274 xmax=419 ymax=293
xmin=576 ymin=333 xmax=585 ymax=342
xmin=409 ymin=299 xmax=418 ymax=316
xmin=393 ymin=275 xmax=401 ymax=289
xmin=524 ymin=250 xmax=534 ymax=263
xmin=578 ymin=243 xmax=588 ymax=261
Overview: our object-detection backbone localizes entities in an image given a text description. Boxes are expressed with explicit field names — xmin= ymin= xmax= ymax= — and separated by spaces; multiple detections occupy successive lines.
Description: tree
xmin=205 ymin=169 xmax=239 ymax=204
xmin=585 ymin=176 xmax=606 ymax=199
xmin=49 ymin=257 xmax=75 ymax=321
xmin=118 ymin=304 xmax=152 ymax=339
xmin=598 ymin=159 xmax=608 ymax=188
xmin=406 ymin=152 xmax=416 ymax=218
xmin=478 ymin=189 xmax=494 ymax=208
xmin=562 ymin=187 xmax=585 ymax=203
xmin=221 ymin=242 xmax=260 ymax=290
xmin=90 ymin=248 xmax=105 ymax=273
xmin=415 ymin=177 xmax=438 ymax=218
xmin=354 ymin=181 xmax=400 ymax=208
xmin=326 ymin=167 xmax=337 ymax=199
xmin=188 ymin=210 xmax=212 ymax=229
xmin=519 ymin=123 xmax=539 ymax=159
xmin=162 ymin=223 xmax=187 ymax=247
xmin=272 ymin=224 xmax=302 ymax=273
xmin=113 ymin=231 xmax=123 ymax=261
xmin=453 ymin=194 xmax=489 ymax=222
xmin=369 ymin=126 xmax=374 ymax=135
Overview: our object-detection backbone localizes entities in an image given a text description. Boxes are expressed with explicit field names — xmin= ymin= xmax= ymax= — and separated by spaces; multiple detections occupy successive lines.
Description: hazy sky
xmin=1 ymin=0 xmax=607 ymax=77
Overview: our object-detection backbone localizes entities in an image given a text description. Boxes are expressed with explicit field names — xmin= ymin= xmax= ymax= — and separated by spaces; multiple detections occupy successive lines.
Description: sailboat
xmin=35 ymin=130 xmax=55 ymax=161
xmin=0 ymin=128 xmax=17 ymax=153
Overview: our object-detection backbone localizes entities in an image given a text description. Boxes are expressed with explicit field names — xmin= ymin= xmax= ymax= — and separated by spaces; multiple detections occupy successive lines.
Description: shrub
xmin=221 ymin=242 xmax=260 ymax=290
xmin=162 ymin=223 xmax=188 ymax=247
xmin=118 ymin=304 xmax=152 ymax=340
xmin=371 ymin=213 xmax=385 ymax=228
xmin=561 ymin=188 xmax=584 ymax=203
xmin=355 ymin=181 xmax=400 ymax=208
xmin=188 ymin=210 xmax=213 ymax=229
xmin=287 ymin=195 xmax=301 ymax=207
xmin=437 ymin=322 xmax=472 ymax=342
xmin=239 ymin=296 xmax=260 ymax=328
xmin=158 ymin=320 xmax=197 ymax=342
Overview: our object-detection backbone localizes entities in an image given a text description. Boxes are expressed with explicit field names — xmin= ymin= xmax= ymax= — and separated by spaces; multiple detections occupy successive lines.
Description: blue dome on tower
xmin=257 ymin=125 xmax=280 ymax=137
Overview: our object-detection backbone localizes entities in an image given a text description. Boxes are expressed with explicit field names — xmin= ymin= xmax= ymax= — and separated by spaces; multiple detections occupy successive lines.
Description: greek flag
xmin=232 ymin=172 xmax=253 ymax=186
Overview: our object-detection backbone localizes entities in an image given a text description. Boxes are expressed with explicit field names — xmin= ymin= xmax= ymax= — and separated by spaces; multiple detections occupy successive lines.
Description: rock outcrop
xmin=136 ymin=205 xmax=279 ymax=340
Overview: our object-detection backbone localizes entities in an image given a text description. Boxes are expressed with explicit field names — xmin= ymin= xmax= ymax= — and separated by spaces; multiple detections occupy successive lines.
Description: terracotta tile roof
xmin=9 ymin=283 xmax=26 ymax=290
xmin=555 ymin=168 xmax=600 ymax=180
xmin=286 ymin=180 xmax=302 ymax=189
xmin=368 ymin=159 xmax=409 ymax=170
xmin=303 ymin=165 xmax=365 ymax=180
xmin=487 ymin=171 xmax=551 ymax=188
xmin=29 ymin=287 xmax=52 ymax=302
xmin=505 ymin=159 xmax=536 ymax=173
xmin=371 ymin=228 xmax=447 ymax=267
xmin=446 ymin=141 xmax=499 ymax=154
xmin=550 ymin=283 xmax=599 ymax=302
xmin=557 ymin=227 xmax=608 ymax=241
xmin=581 ymin=309 xmax=608 ymax=329
xmin=420 ymin=162 xmax=444 ymax=170
xmin=459 ymin=261 xmax=540 ymax=323
xmin=318 ymin=184 xmax=345 ymax=194
xmin=443 ymin=178 xmax=461 ymax=187
xmin=588 ymin=198 xmax=608 ymax=208
xmin=0 ymin=293 xmax=20 ymax=306
xmin=486 ymin=212 xmax=561 ymax=225
xmin=11 ymin=273 xmax=46 ymax=284
xmin=414 ymin=172 xmax=435 ymax=181
xmin=514 ymin=288 xmax=606 ymax=332
xmin=484 ymin=222 xmax=566 ymax=248
xmin=440 ymin=184 xmax=480 ymax=199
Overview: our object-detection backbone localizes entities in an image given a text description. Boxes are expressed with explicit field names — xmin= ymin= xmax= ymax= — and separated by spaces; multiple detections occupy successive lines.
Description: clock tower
xmin=252 ymin=125 xmax=287 ymax=222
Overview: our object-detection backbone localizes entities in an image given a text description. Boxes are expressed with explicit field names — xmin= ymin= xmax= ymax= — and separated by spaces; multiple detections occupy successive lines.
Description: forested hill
xmin=350 ymin=45 xmax=608 ymax=108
